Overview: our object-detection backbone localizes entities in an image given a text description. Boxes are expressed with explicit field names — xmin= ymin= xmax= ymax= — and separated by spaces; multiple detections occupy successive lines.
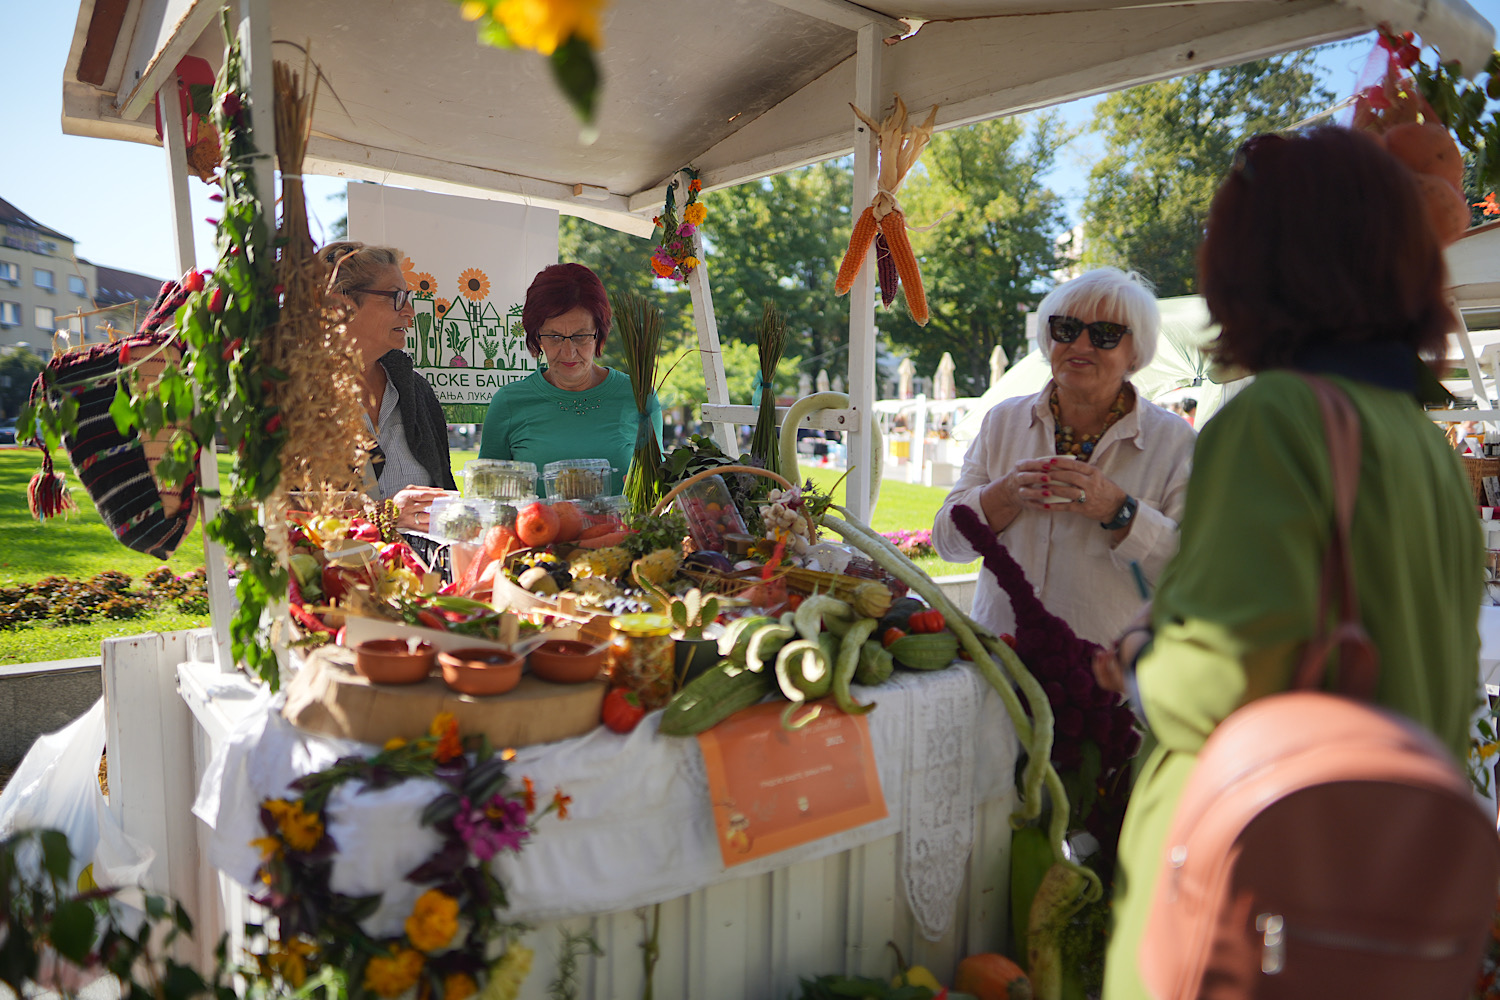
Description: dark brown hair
xmin=1199 ymin=126 xmax=1455 ymax=372
xmin=521 ymin=263 xmax=612 ymax=356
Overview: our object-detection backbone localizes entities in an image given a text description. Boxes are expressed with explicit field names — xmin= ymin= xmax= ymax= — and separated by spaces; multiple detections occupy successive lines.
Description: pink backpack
xmin=1138 ymin=375 xmax=1500 ymax=999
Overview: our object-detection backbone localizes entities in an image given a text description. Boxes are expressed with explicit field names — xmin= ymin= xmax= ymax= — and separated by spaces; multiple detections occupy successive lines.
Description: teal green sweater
xmin=478 ymin=368 xmax=662 ymax=496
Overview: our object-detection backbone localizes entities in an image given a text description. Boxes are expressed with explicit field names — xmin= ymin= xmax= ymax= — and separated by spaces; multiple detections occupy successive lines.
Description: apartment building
xmin=0 ymin=196 xmax=162 ymax=351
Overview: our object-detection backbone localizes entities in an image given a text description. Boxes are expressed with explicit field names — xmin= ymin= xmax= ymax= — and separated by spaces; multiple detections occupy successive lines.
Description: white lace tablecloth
xmin=193 ymin=665 xmax=1017 ymax=940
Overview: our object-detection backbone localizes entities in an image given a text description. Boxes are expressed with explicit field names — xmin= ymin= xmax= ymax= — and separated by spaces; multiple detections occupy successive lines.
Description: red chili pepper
xmin=118 ymin=342 xmax=131 ymax=366
xmin=183 ymin=271 xmax=205 ymax=293
xmin=602 ymin=688 xmax=646 ymax=734
xmin=882 ymin=627 xmax=906 ymax=648
xmin=415 ymin=608 xmax=449 ymax=632
xmin=266 ymin=414 xmax=282 ymax=434
xmin=220 ymin=337 xmax=243 ymax=360
xmin=208 ymin=287 xmax=228 ymax=313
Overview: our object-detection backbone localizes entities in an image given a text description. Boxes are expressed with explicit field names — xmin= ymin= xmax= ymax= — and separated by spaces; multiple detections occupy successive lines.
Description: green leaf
xmin=49 ymin=899 xmax=96 ymax=964
xmin=39 ymin=830 xmax=73 ymax=883
xmin=549 ymin=36 xmax=599 ymax=123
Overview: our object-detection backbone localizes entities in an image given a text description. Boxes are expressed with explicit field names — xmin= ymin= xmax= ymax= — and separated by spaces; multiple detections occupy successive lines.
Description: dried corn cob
xmin=782 ymin=566 xmax=894 ymax=619
xmin=880 ymin=210 xmax=928 ymax=325
xmin=835 ymin=205 xmax=878 ymax=295
xmin=874 ymin=230 xmax=898 ymax=308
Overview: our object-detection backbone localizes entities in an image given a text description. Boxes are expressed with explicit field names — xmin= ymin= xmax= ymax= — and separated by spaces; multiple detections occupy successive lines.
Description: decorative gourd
xmin=954 ymin=954 xmax=1033 ymax=1000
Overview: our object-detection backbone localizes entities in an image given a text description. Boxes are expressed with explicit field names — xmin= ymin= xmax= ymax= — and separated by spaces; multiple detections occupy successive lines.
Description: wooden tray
xmin=282 ymin=643 xmax=607 ymax=749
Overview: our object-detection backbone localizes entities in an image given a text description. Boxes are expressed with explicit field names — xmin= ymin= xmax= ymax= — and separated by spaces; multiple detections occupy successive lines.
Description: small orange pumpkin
xmin=954 ymin=953 xmax=1032 ymax=1000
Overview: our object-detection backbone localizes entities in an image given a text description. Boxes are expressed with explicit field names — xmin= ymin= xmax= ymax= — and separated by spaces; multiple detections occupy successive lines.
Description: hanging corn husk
xmin=749 ymin=301 xmax=787 ymax=476
xmin=267 ymin=55 xmax=372 ymax=527
xmin=613 ymin=291 xmax=664 ymax=514
xmin=834 ymin=94 xmax=938 ymax=325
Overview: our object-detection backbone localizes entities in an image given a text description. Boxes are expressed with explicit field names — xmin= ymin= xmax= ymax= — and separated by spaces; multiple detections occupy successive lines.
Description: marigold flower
xmin=445 ymin=972 xmax=478 ymax=1000
xmin=250 ymin=836 xmax=283 ymax=861
xmin=405 ymin=888 xmax=460 ymax=952
xmin=384 ymin=737 xmax=408 ymax=751
xmin=461 ymin=0 xmax=491 ymax=20
xmin=552 ymin=788 xmax=572 ymax=820
xmin=650 ymin=257 xmax=675 ymax=278
xmin=492 ymin=0 xmax=605 ymax=56
xmin=680 ymin=256 xmax=700 ymax=271
xmin=522 ymin=775 xmax=536 ymax=812
xmin=365 ymin=946 xmax=424 ymax=998
xmin=683 ymin=203 xmax=707 ymax=226
xmin=268 ymin=937 xmax=316 ymax=988
xmin=264 ymin=798 xmax=323 ymax=852
xmin=430 ymin=712 xmax=463 ymax=763
xmin=689 ymin=178 xmax=702 ymax=193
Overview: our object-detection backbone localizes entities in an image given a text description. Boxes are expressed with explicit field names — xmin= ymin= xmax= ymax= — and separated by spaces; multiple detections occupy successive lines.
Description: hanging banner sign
xmin=349 ymin=185 xmax=558 ymax=422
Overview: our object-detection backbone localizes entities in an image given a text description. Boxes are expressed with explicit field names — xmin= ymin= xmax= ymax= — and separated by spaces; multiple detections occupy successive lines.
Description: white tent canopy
xmin=60 ymin=0 xmax=1495 ymax=524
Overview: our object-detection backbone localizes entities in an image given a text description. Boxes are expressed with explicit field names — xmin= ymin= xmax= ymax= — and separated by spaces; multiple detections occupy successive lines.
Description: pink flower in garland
xmin=452 ymin=795 xmax=530 ymax=861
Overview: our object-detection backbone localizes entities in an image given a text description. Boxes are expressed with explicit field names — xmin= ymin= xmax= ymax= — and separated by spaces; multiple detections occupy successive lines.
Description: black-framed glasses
xmin=356 ymin=287 xmax=414 ymax=311
xmin=1048 ymin=314 xmax=1131 ymax=350
xmin=537 ymin=333 xmax=596 ymax=349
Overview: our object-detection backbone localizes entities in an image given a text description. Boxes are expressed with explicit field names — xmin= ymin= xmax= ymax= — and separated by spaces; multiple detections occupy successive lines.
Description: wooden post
xmin=845 ymin=24 xmax=882 ymax=523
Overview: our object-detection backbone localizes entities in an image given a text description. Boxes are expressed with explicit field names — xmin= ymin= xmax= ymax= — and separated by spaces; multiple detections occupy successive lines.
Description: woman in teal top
xmin=1095 ymin=128 xmax=1480 ymax=999
xmin=479 ymin=263 xmax=661 ymax=496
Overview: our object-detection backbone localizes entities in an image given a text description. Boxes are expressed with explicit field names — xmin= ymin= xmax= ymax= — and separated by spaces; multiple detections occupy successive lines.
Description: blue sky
xmin=1 ymin=1 xmax=1496 ymax=282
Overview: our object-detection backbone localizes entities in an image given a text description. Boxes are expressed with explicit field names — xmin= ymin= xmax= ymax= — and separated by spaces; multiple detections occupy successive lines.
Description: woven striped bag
xmin=26 ymin=277 xmax=201 ymax=560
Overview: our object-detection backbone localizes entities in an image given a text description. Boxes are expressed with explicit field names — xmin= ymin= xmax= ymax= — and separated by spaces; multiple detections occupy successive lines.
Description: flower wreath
xmin=650 ymin=169 xmax=706 ymax=281
xmin=250 ymin=713 xmax=570 ymax=1000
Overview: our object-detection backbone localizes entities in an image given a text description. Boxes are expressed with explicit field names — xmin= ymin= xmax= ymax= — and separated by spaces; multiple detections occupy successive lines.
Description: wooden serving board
xmin=282 ymin=644 xmax=607 ymax=749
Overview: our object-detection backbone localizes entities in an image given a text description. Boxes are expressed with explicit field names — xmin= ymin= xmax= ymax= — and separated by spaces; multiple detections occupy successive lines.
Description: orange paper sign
xmin=697 ymin=700 xmax=887 ymax=866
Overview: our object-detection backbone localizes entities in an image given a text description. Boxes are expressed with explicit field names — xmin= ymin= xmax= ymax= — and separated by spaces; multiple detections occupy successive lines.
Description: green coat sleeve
xmin=1137 ymin=379 xmax=1332 ymax=753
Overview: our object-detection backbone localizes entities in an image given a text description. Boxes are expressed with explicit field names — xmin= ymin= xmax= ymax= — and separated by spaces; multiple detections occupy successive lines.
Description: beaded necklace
xmin=1050 ymin=384 xmax=1131 ymax=460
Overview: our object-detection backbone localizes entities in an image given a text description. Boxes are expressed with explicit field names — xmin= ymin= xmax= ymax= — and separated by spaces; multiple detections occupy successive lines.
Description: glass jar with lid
xmin=608 ymin=613 xmax=676 ymax=709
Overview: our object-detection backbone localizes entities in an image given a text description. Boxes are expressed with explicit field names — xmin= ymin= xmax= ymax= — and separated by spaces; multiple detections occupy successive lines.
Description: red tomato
xmin=882 ymin=627 xmax=906 ymax=648
xmin=602 ymin=688 xmax=646 ymax=734
xmin=786 ymin=593 xmax=804 ymax=612
xmin=483 ymin=524 xmax=520 ymax=560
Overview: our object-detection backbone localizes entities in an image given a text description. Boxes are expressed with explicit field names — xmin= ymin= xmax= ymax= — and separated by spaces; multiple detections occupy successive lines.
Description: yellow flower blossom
xmin=493 ymin=0 xmax=605 ymax=56
xmin=264 ymin=798 xmax=323 ymax=852
xmin=445 ymin=972 xmax=478 ymax=1000
xmin=680 ymin=256 xmax=700 ymax=271
xmin=250 ymin=836 xmax=283 ymax=861
xmin=461 ymin=1 xmax=491 ymax=20
xmin=478 ymin=945 xmax=534 ymax=1000
xmin=364 ymin=946 xmax=424 ymax=998
xmin=267 ymin=937 xmax=316 ymax=988
xmin=431 ymin=712 xmax=464 ymax=763
xmin=384 ymin=737 xmax=408 ymax=751
xmin=683 ymin=203 xmax=706 ymax=226
xmin=405 ymin=888 xmax=460 ymax=953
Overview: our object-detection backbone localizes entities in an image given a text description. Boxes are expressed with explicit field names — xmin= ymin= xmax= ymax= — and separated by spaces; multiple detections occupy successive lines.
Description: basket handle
xmin=651 ymin=465 xmax=794 ymax=517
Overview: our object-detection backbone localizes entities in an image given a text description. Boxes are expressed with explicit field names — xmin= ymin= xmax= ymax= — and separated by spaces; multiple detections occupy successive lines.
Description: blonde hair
xmin=318 ymin=241 xmax=403 ymax=296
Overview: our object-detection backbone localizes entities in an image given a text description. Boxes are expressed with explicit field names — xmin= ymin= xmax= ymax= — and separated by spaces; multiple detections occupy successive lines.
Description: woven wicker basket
xmin=1462 ymin=456 xmax=1500 ymax=505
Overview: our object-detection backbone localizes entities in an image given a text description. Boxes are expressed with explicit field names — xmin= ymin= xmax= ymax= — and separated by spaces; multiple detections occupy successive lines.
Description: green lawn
xmin=0 ymin=448 xmax=968 ymax=664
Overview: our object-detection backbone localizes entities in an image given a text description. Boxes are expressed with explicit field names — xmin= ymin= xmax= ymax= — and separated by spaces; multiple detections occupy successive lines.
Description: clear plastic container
xmin=541 ymin=458 xmax=613 ymax=500
xmin=675 ymin=475 xmax=749 ymax=552
xmin=462 ymin=459 xmax=538 ymax=502
xmin=548 ymin=493 xmax=628 ymax=534
xmin=427 ymin=496 xmax=499 ymax=543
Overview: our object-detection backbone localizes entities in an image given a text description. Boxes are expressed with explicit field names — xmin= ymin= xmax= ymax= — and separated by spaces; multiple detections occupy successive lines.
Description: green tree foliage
xmin=888 ymin=114 xmax=1073 ymax=396
xmin=1082 ymin=52 xmax=1332 ymax=296
xmin=1 ymin=348 xmax=44 ymax=421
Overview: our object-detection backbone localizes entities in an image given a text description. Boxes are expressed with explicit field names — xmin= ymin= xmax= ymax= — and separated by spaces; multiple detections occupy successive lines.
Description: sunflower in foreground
xmin=458 ymin=268 xmax=491 ymax=302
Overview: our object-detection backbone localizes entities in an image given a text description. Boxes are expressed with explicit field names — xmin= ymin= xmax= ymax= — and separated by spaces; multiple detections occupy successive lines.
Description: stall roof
xmin=62 ymin=0 xmax=1494 ymax=236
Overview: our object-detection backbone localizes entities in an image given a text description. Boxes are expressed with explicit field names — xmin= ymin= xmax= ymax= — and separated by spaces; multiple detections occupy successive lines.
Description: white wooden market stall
xmin=59 ymin=0 xmax=1496 ymax=995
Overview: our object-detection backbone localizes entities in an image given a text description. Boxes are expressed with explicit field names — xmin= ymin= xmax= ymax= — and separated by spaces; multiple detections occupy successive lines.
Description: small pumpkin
xmin=954 ymin=954 xmax=1032 ymax=1000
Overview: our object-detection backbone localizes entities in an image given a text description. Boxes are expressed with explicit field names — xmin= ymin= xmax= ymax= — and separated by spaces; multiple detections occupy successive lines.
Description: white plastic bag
xmin=0 ymin=697 xmax=155 ymax=889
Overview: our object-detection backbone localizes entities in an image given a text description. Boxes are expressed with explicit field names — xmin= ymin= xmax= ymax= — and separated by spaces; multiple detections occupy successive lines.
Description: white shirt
xmin=931 ymin=381 xmax=1197 ymax=646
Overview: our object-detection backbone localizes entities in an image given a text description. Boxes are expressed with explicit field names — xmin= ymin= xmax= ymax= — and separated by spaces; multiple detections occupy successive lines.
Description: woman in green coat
xmin=1096 ymin=127 xmax=1480 ymax=999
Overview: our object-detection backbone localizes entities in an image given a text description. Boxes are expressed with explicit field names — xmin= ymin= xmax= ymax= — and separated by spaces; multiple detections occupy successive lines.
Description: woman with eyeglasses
xmin=1095 ymin=127 xmax=1476 ymax=999
xmin=478 ymin=263 xmax=661 ymax=496
xmin=320 ymin=241 xmax=456 ymax=530
xmin=931 ymin=267 xmax=1197 ymax=647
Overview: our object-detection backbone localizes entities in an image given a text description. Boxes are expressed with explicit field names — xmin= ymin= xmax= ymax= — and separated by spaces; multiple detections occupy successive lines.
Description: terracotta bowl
xmin=439 ymin=647 xmax=524 ymax=697
xmin=528 ymin=639 xmax=608 ymax=684
xmin=354 ymin=639 xmax=436 ymax=684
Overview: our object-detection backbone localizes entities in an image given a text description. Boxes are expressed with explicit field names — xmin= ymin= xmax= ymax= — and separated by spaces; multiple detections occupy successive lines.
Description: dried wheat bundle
xmin=269 ymin=55 xmax=372 ymax=517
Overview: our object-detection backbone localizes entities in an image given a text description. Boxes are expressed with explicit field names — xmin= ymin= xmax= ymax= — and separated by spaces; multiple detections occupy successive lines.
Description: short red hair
xmin=521 ymin=263 xmax=612 ymax=356
xmin=1200 ymin=126 xmax=1455 ymax=372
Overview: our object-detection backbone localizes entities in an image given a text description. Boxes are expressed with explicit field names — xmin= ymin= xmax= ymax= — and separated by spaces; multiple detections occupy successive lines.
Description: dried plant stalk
xmin=268 ymin=55 xmax=372 ymax=530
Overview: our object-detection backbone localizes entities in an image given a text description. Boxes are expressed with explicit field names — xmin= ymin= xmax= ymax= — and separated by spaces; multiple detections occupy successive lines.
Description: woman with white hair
xmin=931 ymin=267 xmax=1197 ymax=646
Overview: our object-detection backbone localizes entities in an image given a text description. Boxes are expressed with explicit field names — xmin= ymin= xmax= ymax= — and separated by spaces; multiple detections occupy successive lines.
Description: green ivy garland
xmin=22 ymin=11 xmax=289 ymax=687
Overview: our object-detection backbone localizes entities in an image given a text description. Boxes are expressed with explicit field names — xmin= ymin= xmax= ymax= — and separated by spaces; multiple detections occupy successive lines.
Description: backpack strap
xmin=1291 ymin=374 xmax=1380 ymax=700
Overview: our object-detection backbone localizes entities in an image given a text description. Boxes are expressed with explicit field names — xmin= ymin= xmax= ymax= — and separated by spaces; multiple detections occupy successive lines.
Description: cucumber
xmin=659 ymin=660 xmax=774 ymax=737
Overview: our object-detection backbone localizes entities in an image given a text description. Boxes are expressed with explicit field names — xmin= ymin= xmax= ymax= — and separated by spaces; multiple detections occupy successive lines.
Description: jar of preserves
xmin=608 ymin=613 xmax=675 ymax=709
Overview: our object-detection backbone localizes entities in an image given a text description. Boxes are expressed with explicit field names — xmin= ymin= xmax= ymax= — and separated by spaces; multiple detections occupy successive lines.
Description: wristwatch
xmin=1101 ymin=494 xmax=1139 ymax=531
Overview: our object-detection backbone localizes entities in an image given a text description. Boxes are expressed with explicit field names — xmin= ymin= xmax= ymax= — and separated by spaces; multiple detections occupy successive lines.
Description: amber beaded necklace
xmin=1050 ymin=385 xmax=1131 ymax=460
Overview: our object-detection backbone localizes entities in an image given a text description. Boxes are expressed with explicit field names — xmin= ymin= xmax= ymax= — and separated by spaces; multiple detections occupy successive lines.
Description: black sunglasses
xmin=356 ymin=287 xmax=414 ymax=311
xmin=1048 ymin=314 xmax=1131 ymax=350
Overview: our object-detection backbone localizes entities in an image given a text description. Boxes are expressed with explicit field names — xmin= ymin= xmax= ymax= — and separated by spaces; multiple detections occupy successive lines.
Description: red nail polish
xmin=1042 ymin=489 xmax=1050 ymax=496
xmin=1041 ymin=475 xmax=1049 ymax=482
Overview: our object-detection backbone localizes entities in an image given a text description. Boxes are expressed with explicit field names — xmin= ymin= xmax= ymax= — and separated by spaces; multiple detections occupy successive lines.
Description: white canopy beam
xmin=766 ymin=0 xmax=909 ymax=36
xmin=844 ymin=22 xmax=882 ymax=523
